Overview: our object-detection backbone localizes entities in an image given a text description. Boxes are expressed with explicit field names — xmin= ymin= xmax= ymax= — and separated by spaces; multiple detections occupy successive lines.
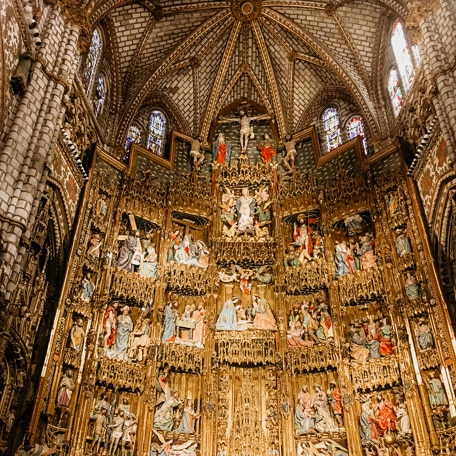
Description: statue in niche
xmin=220 ymin=188 xmax=237 ymax=237
xmin=396 ymin=401 xmax=412 ymax=436
xmin=361 ymin=316 xmax=381 ymax=360
xmin=334 ymin=241 xmax=353 ymax=277
xmin=252 ymin=295 xmax=277 ymax=330
xmin=281 ymin=135 xmax=297 ymax=173
xmin=293 ymin=214 xmax=313 ymax=263
xmin=257 ymin=133 xmax=277 ymax=163
xmin=189 ymin=137 xmax=204 ymax=171
xmin=128 ymin=317 xmax=151 ymax=362
xmin=236 ymin=187 xmax=257 ymax=234
xmin=395 ymin=230 xmax=413 ymax=256
xmin=416 ymin=317 xmax=434 ymax=352
xmin=103 ymin=301 xmax=119 ymax=350
xmin=311 ymin=384 xmax=338 ymax=432
xmin=254 ymin=185 xmax=272 ymax=237
xmin=404 ymin=272 xmax=421 ymax=300
xmin=177 ymin=399 xmax=200 ymax=434
xmin=89 ymin=407 xmax=108 ymax=454
xmin=162 ymin=302 xmax=178 ymax=343
xmin=356 ymin=233 xmax=376 ymax=270
xmin=90 ymin=393 xmax=111 ymax=420
xmin=212 ymin=132 xmax=231 ymax=163
xmin=328 ymin=382 xmax=343 ymax=427
xmin=295 ymin=385 xmax=314 ymax=435
xmin=70 ymin=317 xmax=85 ymax=352
xmin=56 ymin=369 xmax=75 ymax=407
xmin=191 ymin=304 xmax=207 ymax=347
xmin=215 ymin=297 xmax=240 ymax=331
xmin=116 ymin=230 xmax=140 ymax=271
xmin=374 ymin=393 xmax=397 ymax=437
xmin=139 ymin=234 xmax=158 ymax=279
xmin=107 ymin=305 xmax=134 ymax=360
xmin=87 ymin=233 xmax=103 ymax=259
xmin=107 ymin=409 xmax=125 ymax=456
xmin=95 ymin=194 xmax=107 ymax=218
xmin=153 ymin=390 xmax=181 ymax=431
xmin=166 ymin=229 xmax=183 ymax=262
xmin=218 ymin=108 xmax=272 ymax=151
xmin=79 ymin=272 xmax=95 ymax=302
xmin=172 ymin=234 xmax=209 ymax=268
xmin=386 ymin=190 xmax=401 ymax=218
xmin=358 ymin=396 xmax=381 ymax=447
xmin=349 ymin=320 xmax=370 ymax=363
xmin=427 ymin=371 xmax=448 ymax=409
xmin=121 ymin=412 xmax=137 ymax=456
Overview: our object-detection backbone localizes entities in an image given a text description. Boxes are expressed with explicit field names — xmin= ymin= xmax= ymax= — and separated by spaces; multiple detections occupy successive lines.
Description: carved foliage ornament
xmin=230 ymin=0 xmax=262 ymax=22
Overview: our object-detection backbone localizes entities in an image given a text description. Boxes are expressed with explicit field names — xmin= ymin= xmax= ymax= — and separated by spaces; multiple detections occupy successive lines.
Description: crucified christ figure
xmin=218 ymin=109 xmax=272 ymax=151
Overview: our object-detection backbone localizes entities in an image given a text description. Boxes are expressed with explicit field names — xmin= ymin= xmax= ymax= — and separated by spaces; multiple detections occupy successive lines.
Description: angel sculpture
xmin=218 ymin=264 xmax=239 ymax=283
xmin=219 ymin=188 xmax=237 ymax=238
xmin=235 ymin=265 xmax=254 ymax=294
xmin=255 ymin=265 xmax=273 ymax=284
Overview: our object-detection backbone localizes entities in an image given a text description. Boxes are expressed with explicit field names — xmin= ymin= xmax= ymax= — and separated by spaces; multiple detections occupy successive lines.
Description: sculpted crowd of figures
xmin=38 ymin=112 xmax=453 ymax=456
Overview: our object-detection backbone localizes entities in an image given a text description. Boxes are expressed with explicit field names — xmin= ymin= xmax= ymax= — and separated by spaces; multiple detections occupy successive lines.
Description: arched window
xmin=388 ymin=68 xmax=403 ymax=117
xmin=80 ymin=29 xmax=102 ymax=94
xmin=93 ymin=76 xmax=106 ymax=118
xmin=391 ymin=21 xmax=415 ymax=93
xmin=346 ymin=116 xmax=368 ymax=155
xmin=125 ymin=125 xmax=142 ymax=150
xmin=322 ymin=107 xmax=342 ymax=153
xmin=147 ymin=110 xmax=167 ymax=156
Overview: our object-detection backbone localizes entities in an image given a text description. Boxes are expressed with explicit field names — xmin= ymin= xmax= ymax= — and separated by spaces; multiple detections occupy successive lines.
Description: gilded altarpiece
xmin=28 ymin=123 xmax=456 ymax=456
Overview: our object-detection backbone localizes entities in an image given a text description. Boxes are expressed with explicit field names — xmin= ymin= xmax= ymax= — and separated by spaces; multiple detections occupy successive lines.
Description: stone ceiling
xmin=86 ymin=0 xmax=408 ymax=146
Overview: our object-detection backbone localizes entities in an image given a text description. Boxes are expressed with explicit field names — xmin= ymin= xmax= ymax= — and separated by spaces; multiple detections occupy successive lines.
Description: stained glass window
xmin=347 ymin=116 xmax=368 ymax=155
xmin=322 ymin=107 xmax=342 ymax=153
xmin=125 ymin=125 xmax=142 ymax=150
xmin=147 ymin=110 xmax=166 ymax=156
xmin=388 ymin=68 xmax=403 ymax=116
xmin=94 ymin=76 xmax=105 ymax=118
xmin=391 ymin=21 xmax=415 ymax=93
xmin=80 ymin=29 xmax=102 ymax=94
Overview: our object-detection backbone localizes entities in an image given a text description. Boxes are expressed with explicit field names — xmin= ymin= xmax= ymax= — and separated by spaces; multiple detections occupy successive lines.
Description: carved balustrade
xmin=165 ymin=263 xmax=211 ymax=296
xmin=96 ymin=358 xmax=146 ymax=392
xmin=213 ymin=161 xmax=275 ymax=186
xmin=215 ymin=330 xmax=277 ymax=366
xmin=321 ymin=170 xmax=369 ymax=208
xmin=336 ymin=267 xmax=385 ymax=305
xmin=110 ymin=269 xmax=156 ymax=304
xmin=404 ymin=297 xmax=428 ymax=318
xmin=120 ymin=174 xmax=168 ymax=224
xmin=213 ymin=239 xmax=275 ymax=266
xmin=417 ymin=348 xmax=440 ymax=371
xmin=63 ymin=348 xmax=82 ymax=369
xmin=276 ymin=171 xmax=319 ymax=214
xmin=397 ymin=252 xmax=415 ymax=272
xmin=157 ymin=343 xmax=204 ymax=373
xmin=286 ymin=344 xmax=339 ymax=374
xmin=168 ymin=173 xmax=213 ymax=217
xmin=351 ymin=356 xmax=401 ymax=392
xmin=283 ymin=258 xmax=329 ymax=294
